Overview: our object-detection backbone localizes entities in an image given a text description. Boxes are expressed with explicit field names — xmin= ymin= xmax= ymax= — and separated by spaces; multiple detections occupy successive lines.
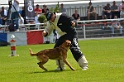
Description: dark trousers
xmin=111 ymin=11 xmax=120 ymax=19
xmin=104 ymin=12 xmax=111 ymax=19
xmin=11 ymin=12 xmax=19 ymax=29
xmin=54 ymin=34 xmax=83 ymax=61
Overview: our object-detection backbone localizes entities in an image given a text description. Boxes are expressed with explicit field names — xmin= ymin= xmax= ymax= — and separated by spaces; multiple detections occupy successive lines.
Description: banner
xmin=24 ymin=0 xmax=35 ymax=22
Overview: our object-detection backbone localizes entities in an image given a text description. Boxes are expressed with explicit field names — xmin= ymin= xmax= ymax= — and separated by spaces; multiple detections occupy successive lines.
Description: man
xmin=59 ymin=3 xmax=66 ymax=14
xmin=87 ymin=2 xmax=97 ymax=20
xmin=42 ymin=4 xmax=49 ymax=14
xmin=0 ymin=6 xmax=7 ymax=25
xmin=111 ymin=1 xmax=119 ymax=18
xmin=11 ymin=0 xmax=19 ymax=31
xmin=119 ymin=1 xmax=124 ymax=11
xmin=102 ymin=3 xmax=111 ymax=19
xmin=20 ymin=7 xmax=27 ymax=24
xmin=34 ymin=4 xmax=42 ymax=14
xmin=72 ymin=9 xmax=80 ymax=21
xmin=42 ymin=12 xmax=88 ymax=71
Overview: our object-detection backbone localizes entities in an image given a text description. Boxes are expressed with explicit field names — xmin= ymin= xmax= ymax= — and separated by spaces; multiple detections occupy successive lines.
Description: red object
xmin=34 ymin=8 xmax=42 ymax=14
xmin=27 ymin=30 xmax=44 ymax=45
xmin=11 ymin=46 xmax=16 ymax=50
xmin=10 ymin=39 xmax=16 ymax=42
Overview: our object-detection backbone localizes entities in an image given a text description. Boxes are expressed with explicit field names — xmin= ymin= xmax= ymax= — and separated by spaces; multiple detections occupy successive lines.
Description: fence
xmin=0 ymin=18 xmax=124 ymax=42
xmin=66 ymin=5 xmax=104 ymax=17
xmin=0 ymin=23 xmax=45 ymax=32
xmin=0 ymin=23 xmax=56 ymax=45
xmin=76 ymin=18 xmax=124 ymax=39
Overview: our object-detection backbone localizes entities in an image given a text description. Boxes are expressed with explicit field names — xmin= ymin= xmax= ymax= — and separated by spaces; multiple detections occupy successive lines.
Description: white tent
xmin=0 ymin=0 xmax=122 ymax=5
xmin=0 ymin=0 xmax=122 ymax=9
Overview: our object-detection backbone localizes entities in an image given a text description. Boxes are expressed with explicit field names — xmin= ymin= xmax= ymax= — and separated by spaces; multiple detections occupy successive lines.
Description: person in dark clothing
xmin=20 ymin=7 xmax=27 ymax=24
xmin=0 ymin=6 xmax=7 ymax=25
xmin=42 ymin=4 xmax=49 ymax=14
xmin=42 ymin=12 xmax=88 ymax=71
xmin=111 ymin=1 xmax=120 ymax=19
xmin=87 ymin=2 xmax=97 ymax=20
xmin=72 ymin=9 xmax=80 ymax=21
xmin=102 ymin=3 xmax=111 ymax=19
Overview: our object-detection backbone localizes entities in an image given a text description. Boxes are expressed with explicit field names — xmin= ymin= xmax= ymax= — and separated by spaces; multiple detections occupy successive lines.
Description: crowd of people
xmin=0 ymin=1 xmax=124 ymax=33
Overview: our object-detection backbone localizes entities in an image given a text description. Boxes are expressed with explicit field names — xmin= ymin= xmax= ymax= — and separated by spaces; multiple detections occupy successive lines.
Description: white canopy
xmin=0 ymin=0 xmax=122 ymax=7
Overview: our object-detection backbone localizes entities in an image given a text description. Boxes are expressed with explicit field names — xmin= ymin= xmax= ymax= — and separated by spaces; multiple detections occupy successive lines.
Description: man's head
xmin=1 ymin=6 xmax=4 ymax=11
xmin=45 ymin=12 xmax=56 ymax=22
xmin=36 ymin=4 xmax=40 ymax=8
xmin=113 ymin=1 xmax=116 ymax=5
xmin=43 ymin=4 xmax=47 ymax=9
xmin=107 ymin=3 xmax=110 ymax=6
xmin=60 ymin=3 xmax=64 ymax=8
xmin=89 ymin=2 xmax=92 ymax=5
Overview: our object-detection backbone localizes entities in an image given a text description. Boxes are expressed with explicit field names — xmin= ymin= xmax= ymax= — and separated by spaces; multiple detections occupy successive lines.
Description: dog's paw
xmin=72 ymin=69 xmax=76 ymax=71
xmin=71 ymin=68 xmax=76 ymax=71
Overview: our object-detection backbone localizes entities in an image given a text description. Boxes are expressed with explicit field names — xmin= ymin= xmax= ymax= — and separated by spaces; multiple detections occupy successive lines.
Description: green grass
xmin=0 ymin=38 xmax=124 ymax=82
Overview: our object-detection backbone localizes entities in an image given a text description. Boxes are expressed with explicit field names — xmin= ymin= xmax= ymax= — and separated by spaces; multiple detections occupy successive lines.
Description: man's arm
xmin=15 ymin=0 xmax=19 ymax=4
xmin=42 ymin=22 xmax=54 ymax=37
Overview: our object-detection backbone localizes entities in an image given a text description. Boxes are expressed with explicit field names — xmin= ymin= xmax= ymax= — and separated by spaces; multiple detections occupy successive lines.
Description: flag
xmin=24 ymin=0 xmax=35 ymax=22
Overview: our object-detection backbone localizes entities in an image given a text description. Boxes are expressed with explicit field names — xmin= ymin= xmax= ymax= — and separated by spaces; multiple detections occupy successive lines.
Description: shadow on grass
xmin=29 ymin=69 xmax=71 ymax=74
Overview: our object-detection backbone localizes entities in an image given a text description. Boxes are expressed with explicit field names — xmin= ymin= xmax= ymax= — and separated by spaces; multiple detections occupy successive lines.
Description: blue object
xmin=0 ymin=18 xmax=2 ymax=25
xmin=0 ymin=33 xmax=7 ymax=42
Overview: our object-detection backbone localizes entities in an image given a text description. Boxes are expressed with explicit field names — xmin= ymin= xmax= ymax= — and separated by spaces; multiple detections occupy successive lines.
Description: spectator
xmin=102 ymin=3 xmax=111 ymax=19
xmin=120 ymin=7 xmax=124 ymax=27
xmin=0 ymin=6 xmax=7 ymax=25
xmin=20 ymin=7 xmax=27 ymax=24
xmin=119 ymin=1 xmax=124 ymax=11
xmin=0 ymin=15 xmax=3 ymax=33
xmin=0 ymin=15 xmax=2 ymax=25
xmin=120 ymin=7 xmax=124 ymax=18
xmin=110 ymin=15 xmax=123 ymax=35
xmin=34 ymin=12 xmax=40 ymax=29
xmin=72 ymin=9 xmax=80 ymax=21
xmin=87 ymin=2 xmax=97 ymax=20
xmin=18 ymin=14 xmax=25 ymax=31
xmin=34 ymin=4 xmax=42 ymax=14
xmin=11 ymin=0 xmax=20 ymax=31
xmin=111 ymin=1 xmax=120 ymax=19
xmin=34 ymin=12 xmax=40 ymax=24
xmin=42 ymin=4 xmax=49 ymax=14
xmin=18 ymin=14 xmax=24 ymax=24
xmin=59 ymin=3 xmax=66 ymax=14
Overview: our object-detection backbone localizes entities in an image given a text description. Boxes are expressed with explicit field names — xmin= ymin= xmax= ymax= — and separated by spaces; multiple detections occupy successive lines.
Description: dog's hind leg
xmin=37 ymin=55 xmax=49 ymax=71
xmin=37 ymin=62 xmax=48 ymax=71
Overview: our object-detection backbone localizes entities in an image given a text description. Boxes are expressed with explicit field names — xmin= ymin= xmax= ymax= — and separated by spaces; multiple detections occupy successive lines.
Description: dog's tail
xmin=29 ymin=48 xmax=37 ymax=56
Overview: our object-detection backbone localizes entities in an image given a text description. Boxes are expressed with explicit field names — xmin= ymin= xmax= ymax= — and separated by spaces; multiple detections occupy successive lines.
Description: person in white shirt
xmin=34 ymin=12 xmax=40 ymax=24
xmin=120 ymin=7 xmax=124 ymax=18
xmin=110 ymin=15 xmax=123 ymax=35
xmin=34 ymin=12 xmax=40 ymax=29
xmin=18 ymin=14 xmax=25 ymax=31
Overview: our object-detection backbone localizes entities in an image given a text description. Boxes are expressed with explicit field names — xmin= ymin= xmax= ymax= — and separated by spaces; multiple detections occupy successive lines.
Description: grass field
xmin=0 ymin=38 xmax=124 ymax=82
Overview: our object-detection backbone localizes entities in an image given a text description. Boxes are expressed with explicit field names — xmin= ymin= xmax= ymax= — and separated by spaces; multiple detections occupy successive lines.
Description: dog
xmin=29 ymin=40 xmax=75 ymax=71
